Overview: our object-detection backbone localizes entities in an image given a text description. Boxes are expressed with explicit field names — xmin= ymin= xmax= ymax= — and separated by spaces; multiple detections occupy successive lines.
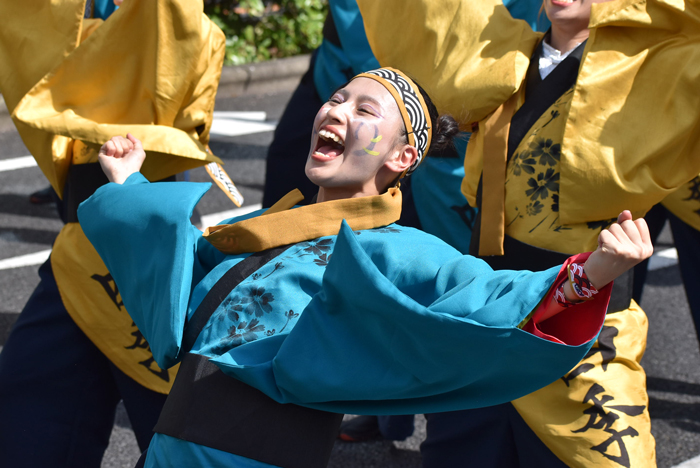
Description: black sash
xmin=154 ymin=353 xmax=344 ymax=468
xmin=157 ymin=244 xmax=344 ymax=468
xmin=181 ymin=244 xmax=293 ymax=354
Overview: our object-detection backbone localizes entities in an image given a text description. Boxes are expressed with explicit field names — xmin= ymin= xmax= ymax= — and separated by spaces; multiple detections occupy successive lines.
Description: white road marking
xmin=0 ymin=249 xmax=51 ymax=270
xmin=0 ymin=156 xmax=36 ymax=173
xmin=648 ymin=247 xmax=679 ymax=271
xmin=210 ymin=118 xmax=277 ymax=139
xmin=199 ymin=203 xmax=262 ymax=228
xmin=674 ymin=454 xmax=700 ymax=467
xmin=213 ymin=111 xmax=267 ymax=121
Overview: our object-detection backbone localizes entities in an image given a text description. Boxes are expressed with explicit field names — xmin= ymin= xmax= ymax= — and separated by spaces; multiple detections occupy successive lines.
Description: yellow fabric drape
xmin=513 ymin=302 xmax=654 ymax=467
xmin=52 ymin=223 xmax=179 ymax=393
xmin=358 ymin=0 xmax=700 ymax=230
xmin=475 ymin=92 xmax=520 ymax=256
xmin=0 ymin=0 xmax=225 ymax=195
xmin=0 ymin=0 xmax=225 ymax=393
xmin=662 ymin=175 xmax=700 ymax=232
xmin=357 ymin=0 xmax=540 ymax=129
xmin=204 ymin=188 xmax=403 ymax=255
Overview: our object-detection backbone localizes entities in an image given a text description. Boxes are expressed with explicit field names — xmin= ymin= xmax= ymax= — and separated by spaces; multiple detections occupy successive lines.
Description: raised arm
xmin=79 ymin=135 xmax=226 ymax=368
xmin=536 ymin=210 xmax=652 ymax=324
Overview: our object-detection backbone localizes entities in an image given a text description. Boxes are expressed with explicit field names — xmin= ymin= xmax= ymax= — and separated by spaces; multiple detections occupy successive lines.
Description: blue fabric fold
xmin=214 ymin=221 xmax=596 ymax=415
xmin=78 ymin=173 xmax=214 ymax=368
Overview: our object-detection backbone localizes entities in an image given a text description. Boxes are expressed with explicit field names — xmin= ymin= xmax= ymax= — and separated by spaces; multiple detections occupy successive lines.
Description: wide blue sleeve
xmin=77 ymin=172 xmax=223 ymax=369
xmin=211 ymin=221 xmax=601 ymax=415
xmin=313 ymin=0 xmax=380 ymax=100
xmin=330 ymin=0 xmax=380 ymax=74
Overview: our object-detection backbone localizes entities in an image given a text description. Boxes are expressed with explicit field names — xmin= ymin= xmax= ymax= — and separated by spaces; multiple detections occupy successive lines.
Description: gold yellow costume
xmin=663 ymin=175 xmax=700 ymax=232
xmin=0 ymin=0 xmax=225 ymax=392
xmin=357 ymin=0 xmax=700 ymax=465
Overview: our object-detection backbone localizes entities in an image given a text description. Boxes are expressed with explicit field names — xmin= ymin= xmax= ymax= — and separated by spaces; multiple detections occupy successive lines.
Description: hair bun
xmin=429 ymin=114 xmax=460 ymax=155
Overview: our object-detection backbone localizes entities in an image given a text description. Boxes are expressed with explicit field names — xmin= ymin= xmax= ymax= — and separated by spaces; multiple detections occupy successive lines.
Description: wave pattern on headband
xmin=362 ymin=68 xmax=431 ymax=175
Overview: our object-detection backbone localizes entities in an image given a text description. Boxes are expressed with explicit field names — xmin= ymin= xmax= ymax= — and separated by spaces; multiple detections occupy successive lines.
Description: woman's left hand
xmin=583 ymin=210 xmax=653 ymax=290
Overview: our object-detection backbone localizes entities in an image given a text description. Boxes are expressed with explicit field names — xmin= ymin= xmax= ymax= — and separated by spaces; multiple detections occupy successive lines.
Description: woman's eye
xmin=358 ymin=107 xmax=374 ymax=115
xmin=329 ymin=95 xmax=343 ymax=104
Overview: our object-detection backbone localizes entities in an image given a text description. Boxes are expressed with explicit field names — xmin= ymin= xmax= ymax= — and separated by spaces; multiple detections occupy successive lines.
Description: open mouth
xmin=313 ymin=129 xmax=345 ymax=160
xmin=550 ymin=0 xmax=575 ymax=5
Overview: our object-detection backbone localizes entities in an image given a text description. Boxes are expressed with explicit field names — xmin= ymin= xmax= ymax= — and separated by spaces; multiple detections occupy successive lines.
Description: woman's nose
xmin=325 ymin=102 xmax=347 ymax=123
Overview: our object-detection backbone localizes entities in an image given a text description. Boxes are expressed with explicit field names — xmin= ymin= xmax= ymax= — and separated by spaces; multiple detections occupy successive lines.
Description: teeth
xmin=319 ymin=129 xmax=344 ymax=146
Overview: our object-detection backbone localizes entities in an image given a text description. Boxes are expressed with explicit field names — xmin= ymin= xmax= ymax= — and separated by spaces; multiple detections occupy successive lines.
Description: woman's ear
xmin=384 ymin=145 xmax=418 ymax=175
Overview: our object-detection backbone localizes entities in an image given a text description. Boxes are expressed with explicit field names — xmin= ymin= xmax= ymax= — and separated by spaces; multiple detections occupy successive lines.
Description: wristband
xmin=554 ymin=283 xmax=578 ymax=308
xmin=567 ymin=263 xmax=599 ymax=301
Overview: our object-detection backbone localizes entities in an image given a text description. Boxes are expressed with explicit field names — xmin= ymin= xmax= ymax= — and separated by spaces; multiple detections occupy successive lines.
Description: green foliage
xmin=205 ymin=0 xmax=328 ymax=65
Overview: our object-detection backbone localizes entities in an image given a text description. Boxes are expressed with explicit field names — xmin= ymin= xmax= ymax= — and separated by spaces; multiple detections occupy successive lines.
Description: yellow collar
xmin=203 ymin=187 xmax=403 ymax=254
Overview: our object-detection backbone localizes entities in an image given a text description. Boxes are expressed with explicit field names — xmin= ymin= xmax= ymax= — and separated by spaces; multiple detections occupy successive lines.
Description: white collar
xmin=539 ymin=40 xmax=581 ymax=79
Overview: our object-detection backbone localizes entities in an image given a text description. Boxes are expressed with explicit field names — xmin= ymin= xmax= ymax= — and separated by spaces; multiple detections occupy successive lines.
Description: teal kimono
xmin=78 ymin=173 xmax=609 ymax=468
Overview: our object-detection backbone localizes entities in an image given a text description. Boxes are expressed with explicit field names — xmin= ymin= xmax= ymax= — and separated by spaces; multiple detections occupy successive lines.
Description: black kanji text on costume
xmin=126 ymin=324 xmax=170 ymax=382
xmin=560 ymin=326 xmax=645 ymax=466
xmin=92 ymin=271 xmax=170 ymax=383
xmin=573 ymin=383 xmax=645 ymax=468
xmin=683 ymin=176 xmax=700 ymax=202
xmin=561 ymin=326 xmax=618 ymax=387
xmin=91 ymin=272 xmax=123 ymax=310
xmin=683 ymin=176 xmax=700 ymax=218
xmin=451 ymin=203 xmax=477 ymax=228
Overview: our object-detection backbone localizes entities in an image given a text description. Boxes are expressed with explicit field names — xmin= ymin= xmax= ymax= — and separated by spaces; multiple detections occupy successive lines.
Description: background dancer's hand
xmin=98 ymin=134 xmax=146 ymax=184
xmin=582 ymin=211 xmax=653 ymax=291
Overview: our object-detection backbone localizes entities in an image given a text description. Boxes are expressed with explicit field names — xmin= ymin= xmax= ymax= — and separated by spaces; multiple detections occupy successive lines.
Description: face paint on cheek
xmin=354 ymin=122 xmax=365 ymax=140
xmin=354 ymin=124 xmax=383 ymax=157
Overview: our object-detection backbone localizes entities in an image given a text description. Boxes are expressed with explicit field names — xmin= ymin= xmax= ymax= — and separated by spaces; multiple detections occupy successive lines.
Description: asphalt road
xmin=1 ymin=89 xmax=699 ymax=468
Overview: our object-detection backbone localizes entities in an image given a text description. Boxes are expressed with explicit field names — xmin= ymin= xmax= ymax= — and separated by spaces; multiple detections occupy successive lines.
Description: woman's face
xmin=543 ymin=0 xmax=611 ymax=32
xmin=305 ymin=77 xmax=416 ymax=200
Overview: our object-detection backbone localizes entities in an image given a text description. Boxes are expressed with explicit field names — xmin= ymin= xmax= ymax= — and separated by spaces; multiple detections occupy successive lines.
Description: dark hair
xmin=397 ymin=80 xmax=460 ymax=160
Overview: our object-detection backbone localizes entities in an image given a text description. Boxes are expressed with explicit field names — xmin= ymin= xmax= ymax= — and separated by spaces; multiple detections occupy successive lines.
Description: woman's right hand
xmin=583 ymin=210 xmax=653 ymax=291
xmin=98 ymin=133 xmax=146 ymax=184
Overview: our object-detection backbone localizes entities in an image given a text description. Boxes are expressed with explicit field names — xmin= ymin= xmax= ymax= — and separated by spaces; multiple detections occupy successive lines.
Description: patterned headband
xmin=354 ymin=68 xmax=432 ymax=176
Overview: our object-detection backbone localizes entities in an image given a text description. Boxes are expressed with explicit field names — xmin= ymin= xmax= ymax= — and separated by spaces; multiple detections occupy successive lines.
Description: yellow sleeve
xmin=557 ymin=0 xmax=700 ymax=224
xmin=0 ymin=0 xmax=225 ymax=194
xmin=356 ymin=0 xmax=541 ymax=127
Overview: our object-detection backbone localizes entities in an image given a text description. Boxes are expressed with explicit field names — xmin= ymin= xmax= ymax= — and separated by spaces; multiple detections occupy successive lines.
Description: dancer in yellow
xmin=0 ymin=1 xmax=225 ymax=466
xmin=356 ymin=0 xmax=700 ymax=466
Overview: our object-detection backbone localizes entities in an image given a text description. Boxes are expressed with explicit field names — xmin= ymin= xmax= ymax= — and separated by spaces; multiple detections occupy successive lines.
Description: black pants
xmin=0 ymin=259 xmax=167 ymax=468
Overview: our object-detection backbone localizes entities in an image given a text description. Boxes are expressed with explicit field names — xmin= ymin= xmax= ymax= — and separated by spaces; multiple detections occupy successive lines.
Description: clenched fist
xmin=98 ymin=133 xmax=146 ymax=184
xmin=584 ymin=210 xmax=653 ymax=290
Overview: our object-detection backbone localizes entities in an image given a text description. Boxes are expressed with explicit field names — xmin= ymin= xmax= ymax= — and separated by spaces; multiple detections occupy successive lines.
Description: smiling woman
xmin=78 ymin=67 xmax=652 ymax=468
xmin=306 ymin=71 xmax=458 ymax=203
